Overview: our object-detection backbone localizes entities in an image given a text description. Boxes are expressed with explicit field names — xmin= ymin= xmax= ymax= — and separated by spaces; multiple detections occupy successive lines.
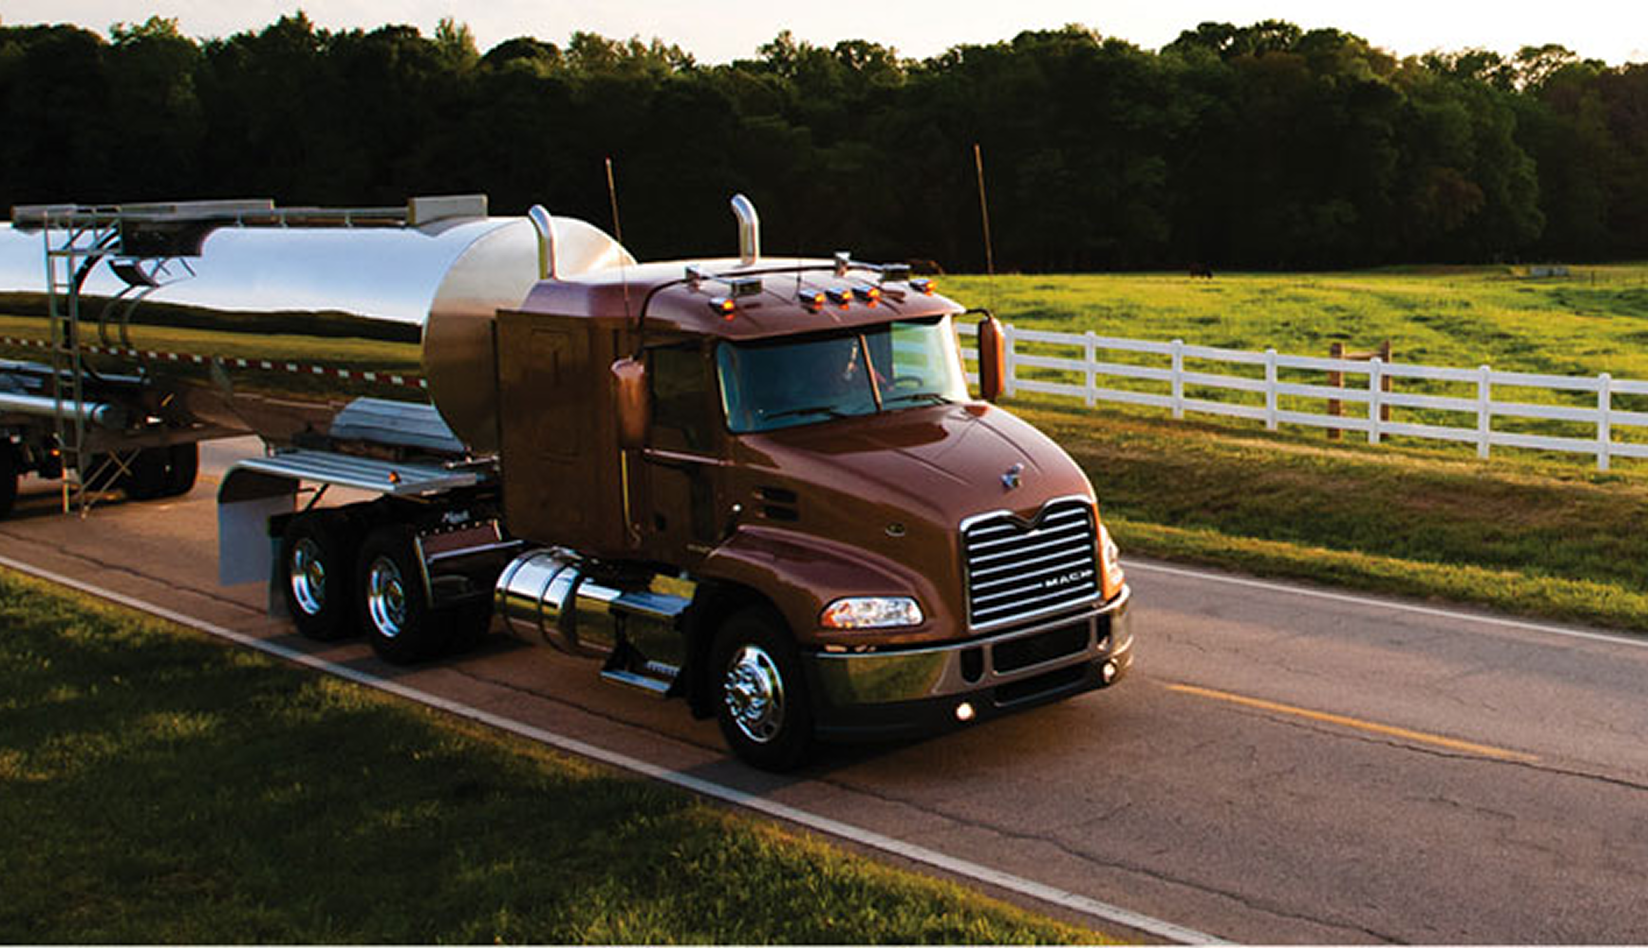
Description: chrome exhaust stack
xmin=730 ymin=194 xmax=760 ymax=266
xmin=527 ymin=204 xmax=556 ymax=279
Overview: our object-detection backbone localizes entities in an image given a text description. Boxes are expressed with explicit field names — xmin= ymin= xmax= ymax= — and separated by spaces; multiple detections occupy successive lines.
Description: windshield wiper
xmin=882 ymin=391 xmax=953 ymax=407
xmin=763 ymin=403 xmax=850 ymax=422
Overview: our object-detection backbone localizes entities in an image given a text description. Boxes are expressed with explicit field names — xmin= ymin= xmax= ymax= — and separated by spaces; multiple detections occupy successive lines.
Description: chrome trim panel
xmin=807 ymin=585 xmax=1131 ymax=708
xmin=960 ymin=494 xmax=1100 ymax=630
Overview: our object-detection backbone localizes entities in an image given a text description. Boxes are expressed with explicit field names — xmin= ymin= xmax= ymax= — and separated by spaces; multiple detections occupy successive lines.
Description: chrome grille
xmin=963 ymin=498 xmax=1099 ymax=628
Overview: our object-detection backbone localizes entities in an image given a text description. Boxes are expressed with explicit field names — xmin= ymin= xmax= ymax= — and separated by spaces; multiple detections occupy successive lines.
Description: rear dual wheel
xmin=279 ymin=511 xmax=356 ymax=641
xmin=357 ymin=524 xmax=447 ymax=664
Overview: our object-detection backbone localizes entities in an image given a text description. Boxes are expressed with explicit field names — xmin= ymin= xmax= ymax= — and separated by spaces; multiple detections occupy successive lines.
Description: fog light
xmin=1101 ymin=660 xmax=1118 ymax=684
xmin=955 ymin=701 xmax=976 ymax=723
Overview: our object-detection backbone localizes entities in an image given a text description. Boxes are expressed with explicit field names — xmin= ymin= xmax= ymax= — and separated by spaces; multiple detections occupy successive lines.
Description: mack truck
xmin=0 ymin=194 xmax=1132 ymax=769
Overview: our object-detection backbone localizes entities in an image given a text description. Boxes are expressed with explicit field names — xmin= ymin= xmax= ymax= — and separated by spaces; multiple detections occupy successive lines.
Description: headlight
xmin=1099 ymin=524 xmax=1125 ymax=599
xmin=820 ymin=596 xmax=925 ymax=630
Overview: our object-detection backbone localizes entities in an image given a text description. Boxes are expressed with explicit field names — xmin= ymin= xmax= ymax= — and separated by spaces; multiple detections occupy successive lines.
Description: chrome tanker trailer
xmin=0 ymin=195 xmax=1133 ymax=769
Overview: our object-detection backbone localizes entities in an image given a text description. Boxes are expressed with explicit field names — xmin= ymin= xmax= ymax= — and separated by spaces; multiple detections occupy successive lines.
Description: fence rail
xmin=955 ymin=322 xmax=1648 ymax=471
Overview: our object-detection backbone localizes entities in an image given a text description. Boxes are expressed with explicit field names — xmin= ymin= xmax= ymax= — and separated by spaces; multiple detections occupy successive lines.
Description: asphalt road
xmin=6 ymin=438 xmax=1648 ymax=943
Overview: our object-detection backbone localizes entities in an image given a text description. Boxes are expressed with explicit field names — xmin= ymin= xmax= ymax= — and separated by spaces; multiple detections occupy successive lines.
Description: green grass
xmin=938 ymin=266 xmax=1648 ymax=633
xmin=0 ymin=568 xmax=1106 ymax=944
xmin=948 ymin=265 xmax=1648 ymax=378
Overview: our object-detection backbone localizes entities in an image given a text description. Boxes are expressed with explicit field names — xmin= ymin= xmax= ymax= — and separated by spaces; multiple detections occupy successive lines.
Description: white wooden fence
xmin=956 ymin=322 xmax=1648 ymax=471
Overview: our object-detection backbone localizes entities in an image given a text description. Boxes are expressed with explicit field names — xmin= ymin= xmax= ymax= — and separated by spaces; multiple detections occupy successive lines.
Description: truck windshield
xmin=717 ymin=316 xmax=970 ymax=433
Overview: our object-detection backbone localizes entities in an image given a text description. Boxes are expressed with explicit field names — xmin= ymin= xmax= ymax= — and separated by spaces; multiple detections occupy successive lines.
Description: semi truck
xmin=0 ymin=194 xmax=1133 ymax=769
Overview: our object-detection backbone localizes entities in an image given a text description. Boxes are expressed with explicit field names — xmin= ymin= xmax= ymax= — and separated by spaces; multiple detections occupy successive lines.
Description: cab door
xmin=639 ymin=341 xmax=725 ymax=563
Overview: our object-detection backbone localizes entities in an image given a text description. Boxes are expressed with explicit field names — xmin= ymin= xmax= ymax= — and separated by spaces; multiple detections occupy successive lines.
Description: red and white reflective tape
xmin=0 ymin=335 xmax=428 ymax=390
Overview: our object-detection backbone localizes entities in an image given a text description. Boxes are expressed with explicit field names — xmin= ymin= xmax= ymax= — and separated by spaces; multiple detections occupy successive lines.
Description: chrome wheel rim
xmin=365 ymin=556 xmax=408 ymax=639
xmin=289 ymin=537 xmax=326 ymax=616
xmin=723 ymin=645 xmax=786 ymax=744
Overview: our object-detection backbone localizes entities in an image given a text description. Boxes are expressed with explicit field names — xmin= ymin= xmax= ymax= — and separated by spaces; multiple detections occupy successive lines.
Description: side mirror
xmin=977 ymin=314 xmax=1005 ymax=403
xmin=612 ymin=357 xmax=650 ymax=450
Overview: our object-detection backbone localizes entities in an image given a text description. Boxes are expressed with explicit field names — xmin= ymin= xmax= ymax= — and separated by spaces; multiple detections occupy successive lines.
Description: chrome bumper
xmin=804 ymin=585 xmax=1132 ymax=728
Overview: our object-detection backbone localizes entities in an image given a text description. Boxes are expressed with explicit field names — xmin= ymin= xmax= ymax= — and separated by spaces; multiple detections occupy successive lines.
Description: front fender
xmin=700 ymin=525 xmax=958 ymax=647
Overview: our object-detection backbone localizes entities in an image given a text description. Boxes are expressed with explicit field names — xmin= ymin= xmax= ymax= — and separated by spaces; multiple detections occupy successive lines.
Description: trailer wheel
xmin=357 ymin=524 xmax=445 ymax=664
xmin=279 ymin=512 xmax=356 ymax=641
xmin=123 ymin=449 xmax=172 ymax=500
xmin=0 ymin=444 xmax=18 ymax=519
xmin=711 ymin=608 xmax=814 ymax=771
xmin=162 ymin=443 xmax=198 ymax=498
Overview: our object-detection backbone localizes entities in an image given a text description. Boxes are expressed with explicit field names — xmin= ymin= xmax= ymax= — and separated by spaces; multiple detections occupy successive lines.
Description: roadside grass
xmin=1016 ymin=401 xmax=1648 ymax=633
xmin=0 ymin=568 xmax=1106 ymax=945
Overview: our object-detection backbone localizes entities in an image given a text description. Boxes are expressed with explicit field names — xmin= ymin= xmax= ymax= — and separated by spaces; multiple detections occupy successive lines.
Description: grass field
xmin=942 ymin=264 xmax=1648 ymax=634
xmin=0 ymin=568 xmax=1105 ymax=944
xmin=948 ymin=265 xmax=1648 ymax=379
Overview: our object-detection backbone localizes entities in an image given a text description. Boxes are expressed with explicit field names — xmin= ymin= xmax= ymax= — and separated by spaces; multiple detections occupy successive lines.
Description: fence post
xmin=1003 ymin=323 xmax=1017 ymax=398
xmin=1477 ymin=365 xmax=1492 ymax=459
xmin=1171 ymin=338 xmax=1185 ymax=420
xmin=1265 ymin=348 xmax=1278 ymax=431
xmin=1327 ymin=341 xmax=1344 ymax=439
xmin=1084 ymin=331 xmax=1097 ymax=407
xmin=1368 ymin=358 xmax=1383 ymax=444
xmin=1598 ymin=372 xmax=1612 ymax=472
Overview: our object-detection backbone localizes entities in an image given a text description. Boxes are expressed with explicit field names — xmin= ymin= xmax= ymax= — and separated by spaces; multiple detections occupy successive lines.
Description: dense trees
xmin=1 ymin=14 xmax=1644 ymax=270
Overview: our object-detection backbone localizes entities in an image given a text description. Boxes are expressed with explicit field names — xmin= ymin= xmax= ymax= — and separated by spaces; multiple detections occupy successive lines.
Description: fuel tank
xmin=0 ymin=203 xmax=632 ymax=454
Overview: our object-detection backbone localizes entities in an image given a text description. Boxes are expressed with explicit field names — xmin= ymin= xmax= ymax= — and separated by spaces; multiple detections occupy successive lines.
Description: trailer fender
xmin=217 ymin=466 xmax=296 ymax=589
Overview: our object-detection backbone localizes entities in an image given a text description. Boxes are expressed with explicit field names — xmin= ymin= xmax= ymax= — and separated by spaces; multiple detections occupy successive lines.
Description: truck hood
xmin=735 ymin=401 xmax=1095 ymax=529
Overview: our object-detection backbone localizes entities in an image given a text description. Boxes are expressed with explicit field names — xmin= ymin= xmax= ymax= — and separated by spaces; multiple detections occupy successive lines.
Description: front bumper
xmin=802 ymin=585 xmax=1133 ymax=740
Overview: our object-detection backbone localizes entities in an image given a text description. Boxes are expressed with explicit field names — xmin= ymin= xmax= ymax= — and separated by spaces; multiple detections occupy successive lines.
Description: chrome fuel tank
xmin=0 ymin=205 xmax=631 ymax=454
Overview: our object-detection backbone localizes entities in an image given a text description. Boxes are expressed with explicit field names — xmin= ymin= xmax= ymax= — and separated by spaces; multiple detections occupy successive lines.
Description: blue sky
xmin=10 ymin=1 xmax=1645 ymax=64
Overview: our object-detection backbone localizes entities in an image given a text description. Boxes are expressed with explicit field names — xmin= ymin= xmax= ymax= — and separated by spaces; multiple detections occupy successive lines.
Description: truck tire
xmin=0 ymin=444 xmax=17 ymax=519
xmin=123 ymin=449 xmax=171 ymax=500
xmin=163 ymin=443 xmax=199 ymax=497
xmin=124 ymin=444 xmax=200 ymax=501
xmin=711 ymin=607 xmax=814 ymax=771
xmin=357 ymin=524 xmax=446 ymax=664
xmin=279 ymin=511 xmax=357 ymax=641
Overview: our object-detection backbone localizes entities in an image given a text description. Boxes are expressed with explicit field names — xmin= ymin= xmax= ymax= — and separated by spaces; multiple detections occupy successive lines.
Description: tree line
xmin=2 ymin=13 xmax=1644 ymax=271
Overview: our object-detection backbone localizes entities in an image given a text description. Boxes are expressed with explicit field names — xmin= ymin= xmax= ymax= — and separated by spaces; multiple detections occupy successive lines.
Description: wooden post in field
xmin=1327 ymin=340 xmax=1392 ymax=440
xmin=1328 ymin=342 xmax=1344 ymax=439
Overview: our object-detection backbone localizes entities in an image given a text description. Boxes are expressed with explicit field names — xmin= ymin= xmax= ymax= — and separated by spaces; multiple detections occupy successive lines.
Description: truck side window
xmin=649 ymin=344 xmax=714 ymax=453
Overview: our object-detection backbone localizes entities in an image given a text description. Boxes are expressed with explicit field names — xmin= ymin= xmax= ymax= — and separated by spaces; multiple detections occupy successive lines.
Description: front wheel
xmin=711 ymin=608 xmax=814 ymax=771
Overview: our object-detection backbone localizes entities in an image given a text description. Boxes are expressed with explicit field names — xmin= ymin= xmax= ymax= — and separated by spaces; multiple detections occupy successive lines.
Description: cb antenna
xmin=973 ymin=142 xmax=998 ymax=313
xmin=606 ymin=156 xmax=634 ymax=328
xmin=605 ymin=156 xmax=625 ymax=246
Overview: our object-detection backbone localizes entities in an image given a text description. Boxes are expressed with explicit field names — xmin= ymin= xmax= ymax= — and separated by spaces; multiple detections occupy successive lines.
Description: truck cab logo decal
xmin=1001 ymin=463 xmax=1024 ymax=490
xmin=1043 ymin=569 xmax=1093 ymax=589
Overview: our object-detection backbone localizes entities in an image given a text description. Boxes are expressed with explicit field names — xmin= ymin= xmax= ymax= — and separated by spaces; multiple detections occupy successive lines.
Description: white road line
xmin=1127 ymin=559 xmax=1648 ymax=650
xmin=0 ymin=554 xmax=1219 ymax=946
